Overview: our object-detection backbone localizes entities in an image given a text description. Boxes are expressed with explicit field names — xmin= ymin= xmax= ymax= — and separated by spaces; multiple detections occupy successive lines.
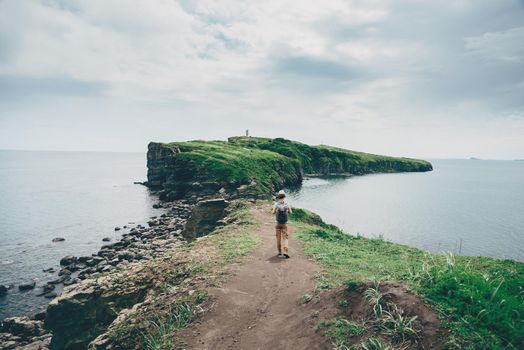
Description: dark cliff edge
xmin=146 ymin=136 xmax=433 ymax=200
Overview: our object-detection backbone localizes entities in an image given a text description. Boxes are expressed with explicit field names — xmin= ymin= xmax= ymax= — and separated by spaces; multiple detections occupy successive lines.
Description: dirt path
xmin=179 ymin=204 xmax=331 ymax=350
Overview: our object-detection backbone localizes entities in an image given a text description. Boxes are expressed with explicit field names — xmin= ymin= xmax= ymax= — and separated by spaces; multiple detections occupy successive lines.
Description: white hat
xmin=277 ymin=190 xmax=286 ymax=197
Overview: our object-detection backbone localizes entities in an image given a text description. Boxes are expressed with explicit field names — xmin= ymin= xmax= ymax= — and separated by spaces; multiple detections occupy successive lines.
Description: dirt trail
xmin=179 ymin=204 xmax=331 ymax=350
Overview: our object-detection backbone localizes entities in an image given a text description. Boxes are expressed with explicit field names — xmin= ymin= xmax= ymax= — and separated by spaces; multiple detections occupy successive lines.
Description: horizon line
xmin=0 ymin=148 xmax=521 ymax=162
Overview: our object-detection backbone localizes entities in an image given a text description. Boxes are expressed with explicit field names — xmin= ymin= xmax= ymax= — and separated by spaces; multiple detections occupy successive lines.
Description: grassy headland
xmin=290 ymin=208 xmax=524 ymax=350
xmin=147 ymin=137 xmax=432 ymax=200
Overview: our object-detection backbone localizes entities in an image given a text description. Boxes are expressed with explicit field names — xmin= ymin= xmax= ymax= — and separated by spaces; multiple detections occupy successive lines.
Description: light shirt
xmin=273 ymin=200 xmax=291 ymax=212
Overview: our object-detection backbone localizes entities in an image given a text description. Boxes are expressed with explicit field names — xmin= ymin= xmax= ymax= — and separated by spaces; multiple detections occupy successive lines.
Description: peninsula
xmin=1 ymin=137 xmax=521 ymax=350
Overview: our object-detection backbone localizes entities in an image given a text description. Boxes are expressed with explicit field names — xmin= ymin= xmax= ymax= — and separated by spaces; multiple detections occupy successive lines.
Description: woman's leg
xmin=281 ymin=224 xmax=289 ymax=256
xmin=275 ymin=224 xmax=282 ymax=254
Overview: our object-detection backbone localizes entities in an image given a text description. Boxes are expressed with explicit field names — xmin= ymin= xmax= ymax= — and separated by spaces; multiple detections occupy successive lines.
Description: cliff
xmin=146 ymin=137 xmax=432 ymax=200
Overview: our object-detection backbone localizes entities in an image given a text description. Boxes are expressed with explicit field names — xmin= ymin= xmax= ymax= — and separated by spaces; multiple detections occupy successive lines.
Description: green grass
xmin=291 ymin=209 xmax=524 ymax=350
xmin=161 ymin=140 xmax=302 ymax=197
xmin=142 ymin=299 xmax=203 ymax=350
xmin=215 ymin=200 xmax=261 ymax=263
xmin=319 ymin=317 xmax=366 ymax=345
xmin=414 ymin=255 xmax=524 ymax=349
xmin=228 ymin=136 xmax=432 ymax=175
xmin=148 ymin=137 xmax=432 ymax=198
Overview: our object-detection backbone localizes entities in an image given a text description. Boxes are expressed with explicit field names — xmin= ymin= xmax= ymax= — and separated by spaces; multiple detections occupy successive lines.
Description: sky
xmin=0 ymin=0 xmax=523 ymax=159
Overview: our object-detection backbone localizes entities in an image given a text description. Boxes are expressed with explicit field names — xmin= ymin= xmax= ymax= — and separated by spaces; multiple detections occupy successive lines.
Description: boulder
xmin=181 ymin=199 xmax=229 ymax=241
xmin=0 ymin=317 xmax=45 ymax=338
xmin=44 ymin=292 xmax=57 ymax=299
xmin=52 ymin=237 xmax=65 ymax=242
xmin=15 ymin=337 xmax=51 ymax=350
xmin=0 ymin=284 xmax=8 ymax=296
xmin=58 ymin=269 xmax=71 ymax=277
xmin=101 ymin=237 xmax=111 ymax=242
xmin=32 ymin=311 xmax=47 ymax=321
xmin=40 ymin=284 xmax=55 ymax=294
xmin=59 ymin=256 xmax=76 ymax=266
xmin=77 ymin=256 xmax=89 ymax=263
xmin=44 ymin=272 xmax=149 ymax=350
xmin=18 ymin=281 xmax=36 ymax=291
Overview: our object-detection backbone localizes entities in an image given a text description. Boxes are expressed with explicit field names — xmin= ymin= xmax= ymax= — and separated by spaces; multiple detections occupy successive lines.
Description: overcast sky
xmin=1 ymin=0 xmax=523 ymax=159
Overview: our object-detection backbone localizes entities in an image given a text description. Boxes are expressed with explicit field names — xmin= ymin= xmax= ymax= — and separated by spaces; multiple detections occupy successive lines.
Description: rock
xmin=147 ymin=220 xmax=159 ymax=227
xmin=181 ymin=199 xmax=229 ymax=241
xmin=114 ymin=227 xmax=121 ymax=231
xmin=66 ymin=263 xmax=80 ymax=272
xmin=52 ymin=237 xmax=65 ymax=242
xmin=32 ymin=311 xmax=47 ymax=321
xmin=47 ymin=278 xmax=63 ymax=285
xmin=101 ymin=237 xmax=111 ymax=242
xmin=77 ymin=256 xmax=89 ymax=263
xmin=63 ymin=278 xmax=79 ymax=286
xmin=15 ymin=338 xmax=51 ymax=350
xmin=44 ymin=292 xmax=57 ymax=299
xmin=0 ymin=284 xmax=8 ymax=296
xmin=18 ymin=281 xmax=36 ymax=291
xmin=152 ymin=203 xmax=162 ymax=209
xmin=237 ymin=184 xmax=249 ymax=192
xmin=58 ymin=268 xmax=71 ymax=276
xmin=86 ymin=256 xmax=104 ymax=267
xmin=59 ymin=256 xmax=77 ymax=266
xmin=44 ymin=272 xmax=149 ymax=349
xmin=42 ymin=284 xmax=55 ymax=293
xmin=0 ymin=316 xmax=45 ymax=338
xmin=42 ymin=268 xmax=55 ymax=273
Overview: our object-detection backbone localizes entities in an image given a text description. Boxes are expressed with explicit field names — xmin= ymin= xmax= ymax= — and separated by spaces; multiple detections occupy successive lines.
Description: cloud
xmin=0 ymin=0 xmax=523 ymax=158
xmin=465 ymin=26 xmax=524 ymax=63
xmin=0 ymin=74 xmax=106 ymax=100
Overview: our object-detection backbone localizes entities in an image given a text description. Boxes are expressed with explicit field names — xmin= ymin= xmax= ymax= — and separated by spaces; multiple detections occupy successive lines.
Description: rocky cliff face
xmin=182 ymin=199 xmax=229 ymax=241
xmin=146 ymin=142 xmax=225 ymax=201
xmin=146 ymin=138 xmax=433 ymax=201
xmin=44 ymin=274 xmax=150 ymax=350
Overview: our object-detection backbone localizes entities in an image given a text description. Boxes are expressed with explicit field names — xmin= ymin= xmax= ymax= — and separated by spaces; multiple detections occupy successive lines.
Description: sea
xmin=1 ymin=152 xmax=523 ymax=319
xmin=288 ymin=159 xmax=524 ymax=262
xmin=0 ymin=150 xmax=162 ymax=319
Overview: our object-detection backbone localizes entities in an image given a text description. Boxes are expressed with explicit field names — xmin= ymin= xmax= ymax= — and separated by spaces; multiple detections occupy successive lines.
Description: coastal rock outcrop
xmin=44 ymin=270 xmax=150 ymax=349
xmin=0 ymin=317 xmax=50 ymax=349
xmin=146 ymin=137 xmax=432 ymax=201
xmin=37 ymin=199 xmax=194 ymax=349
xmin=182 ymin=198 xmax=229 ymax=241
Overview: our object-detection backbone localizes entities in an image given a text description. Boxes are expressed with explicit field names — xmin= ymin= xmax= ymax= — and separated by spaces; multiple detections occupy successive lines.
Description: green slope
xmin=147 ymin=137 xmax=432 ymax=199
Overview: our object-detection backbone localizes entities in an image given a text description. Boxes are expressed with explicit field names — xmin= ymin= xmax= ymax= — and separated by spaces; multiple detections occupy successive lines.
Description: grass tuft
xmin=292 ymin=214 xmax=524 ymax=349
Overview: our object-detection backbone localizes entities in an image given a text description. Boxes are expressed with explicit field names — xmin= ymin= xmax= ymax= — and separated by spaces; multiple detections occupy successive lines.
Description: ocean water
xmin=1 ymin=154 xmax=523 ymax=320
xmin=287 ymin=159 xmax=524 ymax=262
xmin=0 ymin=150 xmax=162 ymax=319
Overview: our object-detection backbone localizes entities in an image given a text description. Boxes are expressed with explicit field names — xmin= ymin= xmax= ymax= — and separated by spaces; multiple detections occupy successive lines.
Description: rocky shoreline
xmin=0 ymin=192 xmax=230 ymax=350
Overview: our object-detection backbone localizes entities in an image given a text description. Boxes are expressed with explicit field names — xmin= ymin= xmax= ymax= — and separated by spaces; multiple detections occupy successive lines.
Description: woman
xmin=272 ymin=190 xmax=292 ymax=258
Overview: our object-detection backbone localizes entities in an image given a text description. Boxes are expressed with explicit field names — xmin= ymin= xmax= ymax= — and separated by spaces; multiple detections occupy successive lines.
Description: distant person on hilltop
xmin=272 ymin=190 xmax=292 ymax=258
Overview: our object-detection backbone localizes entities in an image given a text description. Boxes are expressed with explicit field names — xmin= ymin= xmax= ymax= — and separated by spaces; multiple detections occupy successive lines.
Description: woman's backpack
xmin=276 ymin=204 xmax=289 ymax=224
